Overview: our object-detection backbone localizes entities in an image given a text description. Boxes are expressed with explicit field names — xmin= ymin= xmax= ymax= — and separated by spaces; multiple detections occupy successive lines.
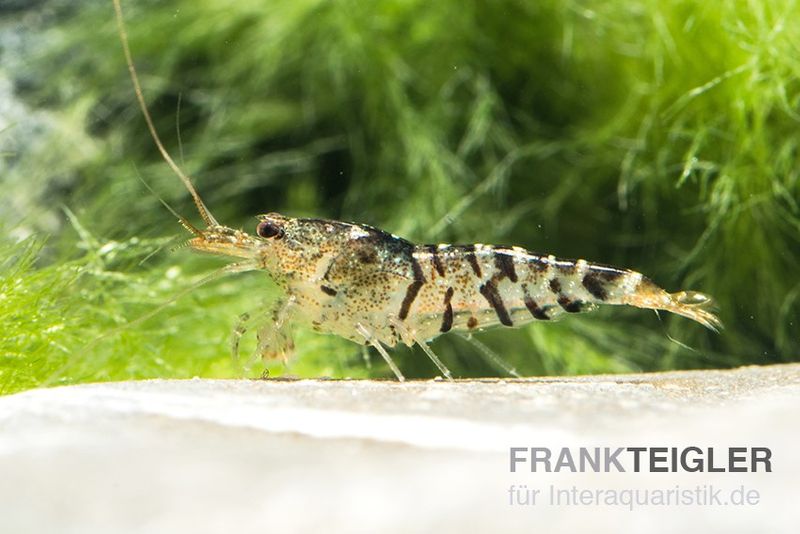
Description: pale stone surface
xmin=1 ymin=364 xmax=799 ymax=533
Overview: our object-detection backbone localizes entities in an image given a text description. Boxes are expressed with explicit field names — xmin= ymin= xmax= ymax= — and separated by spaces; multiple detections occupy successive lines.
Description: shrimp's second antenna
xmin=113 ymin=0 xmax=216 ymax=230
xmin=113 ymin=0 xmax=720 ymax=382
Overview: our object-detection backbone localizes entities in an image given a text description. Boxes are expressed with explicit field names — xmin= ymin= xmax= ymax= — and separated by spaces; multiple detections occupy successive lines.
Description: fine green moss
xmin=2 ymin=0 xmax=798 ymax=393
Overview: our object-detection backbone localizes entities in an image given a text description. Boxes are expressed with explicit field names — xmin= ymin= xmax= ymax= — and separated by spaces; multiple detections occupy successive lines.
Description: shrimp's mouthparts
xmin=189 ymin=227 xmax=262 ymax=260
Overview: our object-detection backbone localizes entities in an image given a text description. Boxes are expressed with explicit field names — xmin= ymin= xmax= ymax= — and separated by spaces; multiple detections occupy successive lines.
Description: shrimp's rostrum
xmin=113 ymin=0 xmax=720 ymax=381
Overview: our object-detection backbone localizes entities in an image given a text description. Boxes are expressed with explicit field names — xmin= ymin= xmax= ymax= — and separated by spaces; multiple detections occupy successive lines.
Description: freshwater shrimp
xmin=113 ymin=0 xmax=720 ymax=381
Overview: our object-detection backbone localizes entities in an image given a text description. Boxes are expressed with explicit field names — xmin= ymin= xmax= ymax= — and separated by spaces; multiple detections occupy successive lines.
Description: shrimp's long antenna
xmin=112 ymin=0 xmax=219 ymax=228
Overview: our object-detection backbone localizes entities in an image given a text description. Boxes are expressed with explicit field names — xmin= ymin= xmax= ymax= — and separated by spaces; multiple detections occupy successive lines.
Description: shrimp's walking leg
xmin=231 ymin=311 xmax=254 ymax=370
xmin=390 ymin=319 xmax=453 ymax=381
xmin=356 ymin=323 xmax=405 ymax=382
xmin=456 ymin=333 xmax=521 ymax=378
xmin=415 ymin=339 xmax=453 ymax=381
xmin=256 ymin=320 xmax=295 ymax=364
xmin=255 ymin=296 xmax=297 ymax=365
xmin=360 ymin=345 xmax=372 ymax=370
xmin=231 ymin=297 xmax=296 ymax=373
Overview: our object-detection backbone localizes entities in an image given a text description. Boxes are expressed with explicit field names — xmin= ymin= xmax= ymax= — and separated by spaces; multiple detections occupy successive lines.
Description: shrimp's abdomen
xmin=404 ymin=244 xmax=720 ymax=340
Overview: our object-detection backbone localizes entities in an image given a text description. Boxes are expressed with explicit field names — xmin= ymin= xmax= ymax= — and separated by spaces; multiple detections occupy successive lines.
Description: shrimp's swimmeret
xmin=113 ymin=0 xmax=720 ymax=381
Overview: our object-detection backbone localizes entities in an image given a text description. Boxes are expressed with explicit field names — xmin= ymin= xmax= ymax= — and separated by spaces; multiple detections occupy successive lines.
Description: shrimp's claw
xmin=666 ymin=290 xmax=723 ymax=332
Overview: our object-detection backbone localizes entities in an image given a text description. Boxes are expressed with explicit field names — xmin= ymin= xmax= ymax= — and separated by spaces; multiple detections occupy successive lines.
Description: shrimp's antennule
xmin=134 ymin=169 xmax=203 ymax=237
xmin=112 ymin=0 xmax=219 ymax=228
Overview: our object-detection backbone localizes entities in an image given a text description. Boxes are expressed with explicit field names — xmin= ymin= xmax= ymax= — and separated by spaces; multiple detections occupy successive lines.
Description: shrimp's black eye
xmin=257 ymin=221 xmax=284 ymax=239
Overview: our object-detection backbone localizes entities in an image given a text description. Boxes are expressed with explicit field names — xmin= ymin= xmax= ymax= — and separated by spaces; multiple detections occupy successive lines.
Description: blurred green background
xmin=1 ymin=0 xmax=798 ymax=393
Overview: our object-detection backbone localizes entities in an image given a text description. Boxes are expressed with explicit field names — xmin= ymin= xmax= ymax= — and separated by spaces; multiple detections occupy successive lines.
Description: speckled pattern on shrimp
xmin=187 ymin=213 xmax=721 ymax=380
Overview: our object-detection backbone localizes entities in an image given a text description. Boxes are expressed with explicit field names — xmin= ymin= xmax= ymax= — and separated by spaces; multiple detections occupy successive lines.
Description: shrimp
xmin=112 ymin=0 xmax=720 ymax=381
